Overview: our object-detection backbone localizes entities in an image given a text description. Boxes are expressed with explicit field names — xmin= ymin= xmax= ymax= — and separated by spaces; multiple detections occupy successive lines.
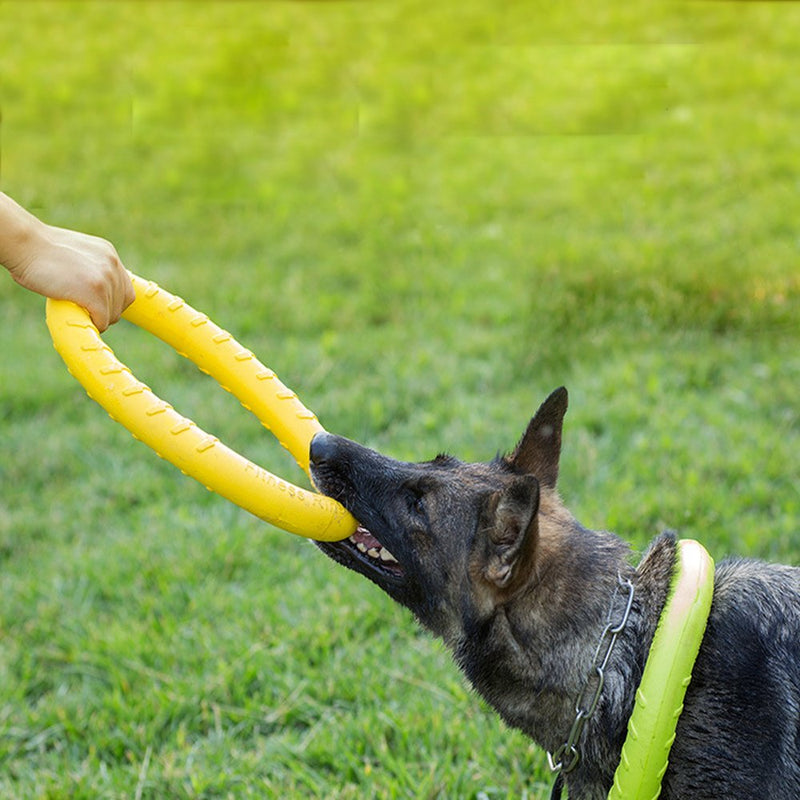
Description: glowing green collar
xmin=608 ymin=539 xmax=715 ymax=800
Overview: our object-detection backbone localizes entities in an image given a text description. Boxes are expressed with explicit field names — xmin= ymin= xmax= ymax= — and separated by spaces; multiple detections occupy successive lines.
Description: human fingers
xmin=79 ymin=237 xmax=135 ymax=331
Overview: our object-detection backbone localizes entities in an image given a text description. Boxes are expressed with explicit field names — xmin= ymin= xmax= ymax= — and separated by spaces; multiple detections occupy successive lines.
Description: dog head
xmin=309 ymin=387 xmax=570 ymax=642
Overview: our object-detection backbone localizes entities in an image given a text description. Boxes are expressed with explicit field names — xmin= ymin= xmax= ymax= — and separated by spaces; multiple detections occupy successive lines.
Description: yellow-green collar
xmin=608 ymin=539 xmax=715 ymax=800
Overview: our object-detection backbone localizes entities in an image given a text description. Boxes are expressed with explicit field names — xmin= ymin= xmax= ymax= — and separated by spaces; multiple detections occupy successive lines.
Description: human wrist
xmin=0 ymin=193 xmax=49 ymax=276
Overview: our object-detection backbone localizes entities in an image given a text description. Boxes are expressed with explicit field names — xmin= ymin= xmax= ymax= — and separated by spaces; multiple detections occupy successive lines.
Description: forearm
xmin=0 ymin=191 xmax=47 ymax=276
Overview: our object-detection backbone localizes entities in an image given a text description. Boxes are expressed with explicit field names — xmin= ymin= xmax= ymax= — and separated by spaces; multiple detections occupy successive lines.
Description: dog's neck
xmin=454 ymin=518 xmax=677 ymax=798
xmin=572 ymin=532 xmax=678 ymax=797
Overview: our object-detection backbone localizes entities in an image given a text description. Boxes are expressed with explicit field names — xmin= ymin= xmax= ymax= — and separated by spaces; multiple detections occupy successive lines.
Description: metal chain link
xmin=547 ymin=574 xmax=635 ymax=780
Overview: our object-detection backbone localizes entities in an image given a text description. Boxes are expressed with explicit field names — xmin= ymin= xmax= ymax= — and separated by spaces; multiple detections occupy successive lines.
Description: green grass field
xmin=2 ymin=2 xmax=800 ymax=797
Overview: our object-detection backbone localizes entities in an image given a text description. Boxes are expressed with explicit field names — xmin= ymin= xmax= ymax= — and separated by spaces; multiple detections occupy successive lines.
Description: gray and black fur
xmin=309 ymin=387 xmax=800 ymax=799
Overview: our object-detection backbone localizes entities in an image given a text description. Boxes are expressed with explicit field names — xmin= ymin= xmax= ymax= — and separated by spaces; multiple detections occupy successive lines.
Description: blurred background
xmin=1 ymin=2 xmax=799 ymax=797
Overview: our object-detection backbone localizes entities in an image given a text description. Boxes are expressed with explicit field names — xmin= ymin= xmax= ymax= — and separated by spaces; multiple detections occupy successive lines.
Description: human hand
xmin=10 ymin=225 xmax=136 ymax=332
xmin=1 ymin=193 xmax=135 ymax=332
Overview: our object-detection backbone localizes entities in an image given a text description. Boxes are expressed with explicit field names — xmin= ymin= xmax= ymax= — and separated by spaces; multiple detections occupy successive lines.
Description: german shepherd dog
xmin=309 ymin=388 xmax=800 ymax=799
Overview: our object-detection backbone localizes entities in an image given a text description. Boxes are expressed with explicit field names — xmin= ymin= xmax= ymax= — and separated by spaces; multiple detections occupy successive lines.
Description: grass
xmin=1 ymin=1 xmax=800 ymax=797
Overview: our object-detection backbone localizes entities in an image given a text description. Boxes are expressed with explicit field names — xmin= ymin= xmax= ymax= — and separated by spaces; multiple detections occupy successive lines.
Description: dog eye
xmin=406 ymin=490 xmax=426 ymax=518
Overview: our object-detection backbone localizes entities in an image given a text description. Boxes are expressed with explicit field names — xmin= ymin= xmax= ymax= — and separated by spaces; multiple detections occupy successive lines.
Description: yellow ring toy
xmin=45 ymin=272 xmax=357 ymax=541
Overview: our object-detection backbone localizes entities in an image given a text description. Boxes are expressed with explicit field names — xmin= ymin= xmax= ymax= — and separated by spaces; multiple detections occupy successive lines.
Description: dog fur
xmin=309 ymin=387 xmax=800 ymax=799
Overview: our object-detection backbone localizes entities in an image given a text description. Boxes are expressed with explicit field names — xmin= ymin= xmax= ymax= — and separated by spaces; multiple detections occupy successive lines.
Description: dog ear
xmin=478 ymin=475 xmax=540 ymax=593
xmin=508 ymin=386 xmax=568 ymax=488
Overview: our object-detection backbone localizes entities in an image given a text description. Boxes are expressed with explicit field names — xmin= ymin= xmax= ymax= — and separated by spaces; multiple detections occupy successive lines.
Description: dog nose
xmin=310 ymin=431 xmax=339 ymax=466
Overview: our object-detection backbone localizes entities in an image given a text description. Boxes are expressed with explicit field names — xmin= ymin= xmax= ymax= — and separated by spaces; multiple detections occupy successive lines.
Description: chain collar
xmin=547 ymin=573 xmax=636 ymax=783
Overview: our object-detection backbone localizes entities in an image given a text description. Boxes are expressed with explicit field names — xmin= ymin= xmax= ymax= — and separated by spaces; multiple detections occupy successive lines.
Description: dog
xmin=309 ymin=387 xmax=800 ymax=799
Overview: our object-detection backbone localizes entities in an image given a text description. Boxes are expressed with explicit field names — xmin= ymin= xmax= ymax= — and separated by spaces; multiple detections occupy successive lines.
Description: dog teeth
xmin=349 ymin=536 xmax=399 ymax=565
